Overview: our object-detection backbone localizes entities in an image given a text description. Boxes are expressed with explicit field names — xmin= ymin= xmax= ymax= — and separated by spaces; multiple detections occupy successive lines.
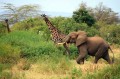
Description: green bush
xmin=12 ymin=18 xmax=52 ymax=41
xmin=69 ymin=45 xmax=78 ymax=59
xmin=0 ymin=43 xmax=20 ymax=63
xmin=100 ymin=24 xmax=120 ymax=44
xmin=11 ymin=16 xmax=120 ymax=45
xmin=0 ymin=22 xmax=7 ymax=37
xmin=0 ymin=31 xmax=64 ymax=58
xmin=12 ymin=18 xmax=45 ymax=31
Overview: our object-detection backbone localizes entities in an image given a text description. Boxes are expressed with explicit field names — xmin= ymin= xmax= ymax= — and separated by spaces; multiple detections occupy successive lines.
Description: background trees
xmin=93 ymin=3 xmax=119 ymax=24
xmin=0 ymin=2 xmax=120 ymax=44
xmin=0 ymin=3 xmax=40 ymax=23
xmin=72 ymin=3 xmax=96 ymax=27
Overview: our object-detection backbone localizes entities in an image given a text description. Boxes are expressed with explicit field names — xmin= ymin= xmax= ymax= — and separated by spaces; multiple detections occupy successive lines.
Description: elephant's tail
xmin=109 ymin=46 xmax=114 ymax=63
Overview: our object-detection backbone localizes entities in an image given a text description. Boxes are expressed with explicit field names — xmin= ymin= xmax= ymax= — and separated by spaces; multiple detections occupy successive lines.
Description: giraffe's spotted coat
xmin=42 ymin=15 xmax=66 ymax=43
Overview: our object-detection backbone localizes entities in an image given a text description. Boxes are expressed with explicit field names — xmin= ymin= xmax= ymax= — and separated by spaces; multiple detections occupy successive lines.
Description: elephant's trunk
xmin=63 ymin=35 xmax=70 ymax=44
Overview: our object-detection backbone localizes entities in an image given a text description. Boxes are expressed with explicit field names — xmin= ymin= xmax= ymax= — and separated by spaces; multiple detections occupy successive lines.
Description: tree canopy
xmin=72 ymin=3 xmax=96 ymax=26
xmin=0 ymin=3 xmax=40 ymax=23
xmin=88 ymin=2 xmax=119 ymax=24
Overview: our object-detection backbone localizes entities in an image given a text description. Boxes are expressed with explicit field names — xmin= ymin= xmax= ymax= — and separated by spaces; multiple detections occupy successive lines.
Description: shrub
xmin=0 ymin=43 xmax=20 ymax=64
xmin=0 ymin=31 xmax=63 ymax=58
xmin=11 ymin=18 xmax=45 ymax=31
xmin=0 ymin=22 xmax=7 ymax=37
xmin=100 ymin=24 xmax=120 ymax=44
xmin=69 ymin=45 xmax=78 ymax=59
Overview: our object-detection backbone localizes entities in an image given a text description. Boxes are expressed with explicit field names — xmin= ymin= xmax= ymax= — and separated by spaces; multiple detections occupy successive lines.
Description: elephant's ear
xmin=76 ymin=31 xmax=87 ymax=47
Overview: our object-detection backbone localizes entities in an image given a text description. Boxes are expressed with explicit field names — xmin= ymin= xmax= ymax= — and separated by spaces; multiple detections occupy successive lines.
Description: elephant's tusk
xmin=57 ymin=42 xmax=65 ymax=45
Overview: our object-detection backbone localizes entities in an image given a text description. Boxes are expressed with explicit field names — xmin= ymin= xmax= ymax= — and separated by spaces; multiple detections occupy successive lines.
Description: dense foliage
xmin=0 ymin=22 xmax=6 ymax=36
xmin=10 ymin=16 xmax=120 ymax=44
xmin=72 ymin=7 xmax=96 ymax=26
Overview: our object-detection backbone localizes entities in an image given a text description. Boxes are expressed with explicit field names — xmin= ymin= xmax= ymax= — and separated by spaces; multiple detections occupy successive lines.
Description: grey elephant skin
xmin=64 ymin=31 xmax=114 ymax=64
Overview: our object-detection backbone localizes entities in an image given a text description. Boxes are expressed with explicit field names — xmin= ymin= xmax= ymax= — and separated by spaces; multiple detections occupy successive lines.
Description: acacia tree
xmin=0 ymin=3 xmax=40 ymax=23
xmin=92 ymin=3 xmax=119 ymax=24
xmin=72 ymin=3 xmax=96 ymax=26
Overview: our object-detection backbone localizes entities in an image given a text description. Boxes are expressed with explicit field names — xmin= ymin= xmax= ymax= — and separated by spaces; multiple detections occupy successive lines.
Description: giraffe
xmin=41 ymin=14 xmax=70 ymax=55
xmin=5 ymin=19 xmax=11 ymax=33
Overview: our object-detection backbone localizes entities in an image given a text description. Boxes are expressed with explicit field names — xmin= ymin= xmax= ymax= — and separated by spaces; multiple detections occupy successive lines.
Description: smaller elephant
xmin=64 ymin=31 xmax=114 ymax=64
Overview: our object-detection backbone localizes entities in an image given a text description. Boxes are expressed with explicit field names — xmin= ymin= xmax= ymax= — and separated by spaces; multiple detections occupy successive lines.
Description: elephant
xmin=63 ymin=31 xmax=114 ymax=64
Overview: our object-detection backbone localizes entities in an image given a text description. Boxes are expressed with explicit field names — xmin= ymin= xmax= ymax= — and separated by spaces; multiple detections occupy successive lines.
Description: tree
xmin=99 ymin=24 xmax=120 ymax=44
xmin=93 ymin=2 xmax=119 ymax=24
xmin=72 ymin=3 xmax=96 ymax=26
xmin=0 ymin=3 xmax=40 ymax=23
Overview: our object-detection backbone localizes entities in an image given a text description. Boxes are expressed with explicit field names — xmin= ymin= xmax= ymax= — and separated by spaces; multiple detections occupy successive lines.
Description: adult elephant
xmin=63 ymin=31 xmax=114 ymax=64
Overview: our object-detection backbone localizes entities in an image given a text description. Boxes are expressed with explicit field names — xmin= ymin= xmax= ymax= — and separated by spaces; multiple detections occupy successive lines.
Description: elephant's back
xmin=88 ymin=37 xmax=106 ymax=44
xmin=87 ymin=37 xmax=108 ymax=56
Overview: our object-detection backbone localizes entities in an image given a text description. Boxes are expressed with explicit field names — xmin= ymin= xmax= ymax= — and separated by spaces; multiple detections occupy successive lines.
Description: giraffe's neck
xmin=5 ymin=19 xmax=11 ymax=33
xmin=44 ymin=17 xmax=66 ymax=43
xmin=44 ymin=18 xmax=55 ymax=30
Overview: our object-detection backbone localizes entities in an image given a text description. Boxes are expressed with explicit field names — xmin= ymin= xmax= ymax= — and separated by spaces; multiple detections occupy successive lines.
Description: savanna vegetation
xmin=0 ymin=2 xmax=120 ymax=79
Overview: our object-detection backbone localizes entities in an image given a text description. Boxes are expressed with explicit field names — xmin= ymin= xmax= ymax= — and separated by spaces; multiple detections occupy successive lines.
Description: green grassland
xmin=0 ymin=31 xmax=120 ymax=79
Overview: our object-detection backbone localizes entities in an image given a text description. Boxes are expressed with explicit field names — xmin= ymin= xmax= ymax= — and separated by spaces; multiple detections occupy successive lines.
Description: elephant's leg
xmin=63 ymin=43 xmax=70 ymax=55
xmin=94 ymin=45 xmax=107 ymax=64
xmin=94 ymin=57 xmax=100 ymax=64
xmin=76 ymin=45 xmax=87 ymax=64
xmin=76 ymin=55 xmax=85 ymax=64
xmin=80 ymin=58 xmax=84 ymax=64
xmin=103 ymin=51 xmax=112 ymax=64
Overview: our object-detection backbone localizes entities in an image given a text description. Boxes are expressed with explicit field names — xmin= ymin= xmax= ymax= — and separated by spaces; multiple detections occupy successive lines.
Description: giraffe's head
xmin=41 ymin=14 xmax=47 ymax=17
xmin=5 ymin=19 xmax=8 ymax=23
xmin=41 ymin=14 xmax=48 ymax=21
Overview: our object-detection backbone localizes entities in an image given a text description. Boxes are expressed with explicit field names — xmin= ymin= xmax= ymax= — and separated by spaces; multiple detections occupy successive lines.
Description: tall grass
xmin=0 ymin=31 xmax=71 ymax=78
xmin=36 ymin=53 xmax=72 ymax=74
xmin=81 ymin=58 xmax=120 ymax=79
xmin=82 ymin=65 xmax=120 ymax=79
